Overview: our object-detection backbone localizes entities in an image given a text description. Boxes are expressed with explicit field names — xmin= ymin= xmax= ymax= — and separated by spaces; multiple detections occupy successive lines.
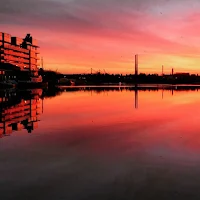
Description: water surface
xmin=1 ymin=87 xmax=200 ymax=199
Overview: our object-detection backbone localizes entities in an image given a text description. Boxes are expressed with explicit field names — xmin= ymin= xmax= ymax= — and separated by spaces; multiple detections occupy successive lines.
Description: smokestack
xmin=172 ymin=68 xmax=174 ymax=75
xmin=135 ymin=89 xmax=138 ymax=109
xmin=162 ymin=65 xmax=164 ymax=76
xmin=135 ymin=54 xmax=138 ymax=76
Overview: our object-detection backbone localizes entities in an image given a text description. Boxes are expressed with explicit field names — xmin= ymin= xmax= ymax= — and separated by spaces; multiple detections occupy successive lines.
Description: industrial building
xmin=0 ymin=32 xmax=42 ymax=83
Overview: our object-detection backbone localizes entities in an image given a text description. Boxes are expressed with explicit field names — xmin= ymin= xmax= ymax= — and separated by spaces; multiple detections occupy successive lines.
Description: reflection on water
xmin=2 ymin=86 xmax=200 ymax=199
xmin=0 ymin=87 xmax=62 ymax=139
xmin=0 ymin=89 xmax=42 ymax=137
xmin=1 ymin=84 xmax=194 ymax=139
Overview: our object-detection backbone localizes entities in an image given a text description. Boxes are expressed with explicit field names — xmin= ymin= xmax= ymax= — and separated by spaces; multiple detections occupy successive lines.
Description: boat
xmin=17 ymin=75 xmax=47 ymax=89
xmin=0 ymin=80 xmax=17 ymax=89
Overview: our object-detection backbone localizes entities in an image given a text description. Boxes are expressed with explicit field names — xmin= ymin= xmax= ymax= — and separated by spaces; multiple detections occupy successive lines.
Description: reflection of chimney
xmin=135 ymin=88 xmax=138 ymax=109
xmin=135 ymin=54 xmax=138 ymax=76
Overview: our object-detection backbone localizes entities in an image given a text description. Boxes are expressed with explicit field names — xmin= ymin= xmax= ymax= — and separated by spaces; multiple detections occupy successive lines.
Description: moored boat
xmin=0 ymin=80 xmax=17 ymax=89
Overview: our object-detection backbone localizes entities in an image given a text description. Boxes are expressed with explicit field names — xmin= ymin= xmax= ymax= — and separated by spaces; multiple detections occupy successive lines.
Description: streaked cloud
xmin=1 ymin=0 xmax=200 ymax=73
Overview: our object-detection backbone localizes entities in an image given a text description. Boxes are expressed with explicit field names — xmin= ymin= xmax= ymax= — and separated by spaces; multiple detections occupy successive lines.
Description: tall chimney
xmin=135 ymin=54 xmax=138 ymax=76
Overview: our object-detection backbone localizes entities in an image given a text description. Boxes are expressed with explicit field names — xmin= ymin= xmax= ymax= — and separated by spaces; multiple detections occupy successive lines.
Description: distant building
xmin=175 ymin=73 xmax=190 ymax=76
xmin=0 ymin=32 xmax=42 ymax=82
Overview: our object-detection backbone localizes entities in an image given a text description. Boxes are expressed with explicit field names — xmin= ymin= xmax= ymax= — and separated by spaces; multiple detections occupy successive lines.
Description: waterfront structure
xmin=0 ymin=89 xmax=42 ymax=137
xmin=0 ymin=32 xmax=42 ymax=83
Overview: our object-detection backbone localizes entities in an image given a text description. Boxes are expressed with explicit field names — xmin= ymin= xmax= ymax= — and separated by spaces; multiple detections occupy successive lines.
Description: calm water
xmin=1 ymin=86 xmax=200 ymax=199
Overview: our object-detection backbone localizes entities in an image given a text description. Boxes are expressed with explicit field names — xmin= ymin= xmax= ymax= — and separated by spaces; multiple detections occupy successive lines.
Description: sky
xmin=1 ymin=0 xmax=200 ymax=74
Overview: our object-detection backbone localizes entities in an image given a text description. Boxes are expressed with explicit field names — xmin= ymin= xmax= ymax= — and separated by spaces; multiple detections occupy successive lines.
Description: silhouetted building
xmin=0 ymin=32 xmax=42 ymax=82
xmin=175 ymin=73 xmax=190 ymax=76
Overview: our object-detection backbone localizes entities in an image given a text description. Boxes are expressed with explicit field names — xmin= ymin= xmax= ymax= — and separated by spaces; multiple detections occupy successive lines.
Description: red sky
xmin=1 ymin=0 xmax=200 ymax=74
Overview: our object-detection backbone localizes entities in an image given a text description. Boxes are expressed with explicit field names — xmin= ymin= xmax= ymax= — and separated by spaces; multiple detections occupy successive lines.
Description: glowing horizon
xmin=1 ymin=0 xmax=200 ymax=74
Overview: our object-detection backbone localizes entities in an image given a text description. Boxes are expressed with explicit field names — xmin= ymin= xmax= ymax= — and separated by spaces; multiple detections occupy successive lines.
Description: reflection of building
xmin=0 ymin=89 xmax=42 ymax=138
